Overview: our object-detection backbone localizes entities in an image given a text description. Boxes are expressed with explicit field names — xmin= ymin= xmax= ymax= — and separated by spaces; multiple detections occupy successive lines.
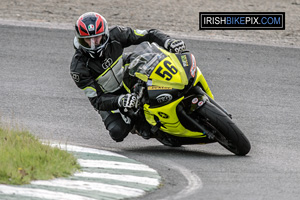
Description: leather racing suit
xmin=70 ymin=26 xmax=170 ymax=142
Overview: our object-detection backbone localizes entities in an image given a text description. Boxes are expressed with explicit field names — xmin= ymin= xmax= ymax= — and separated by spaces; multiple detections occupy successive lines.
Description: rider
xmin=70 ymin=12 xmax=186 ymax=143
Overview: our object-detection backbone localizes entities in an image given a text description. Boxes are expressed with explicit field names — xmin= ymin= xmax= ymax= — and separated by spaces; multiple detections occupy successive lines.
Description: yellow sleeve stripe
xmin=83 ymin=86 xmax=96 ymax=91
xmin=134 ymin=29 xmax=146 ymax=37
xmin=82 ymin=86 xmax=97 ymax=98
xmin=122 ymin=81 xmax=131 ymax=93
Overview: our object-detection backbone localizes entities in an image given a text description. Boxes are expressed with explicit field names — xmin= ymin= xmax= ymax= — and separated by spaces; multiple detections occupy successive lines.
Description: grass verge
xmin=0 ymin=126 xmax=80 ymax=185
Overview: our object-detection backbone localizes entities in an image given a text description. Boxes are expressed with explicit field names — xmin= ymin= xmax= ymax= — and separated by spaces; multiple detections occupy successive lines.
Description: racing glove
xmin=118 ymin=93 xmax=138 ymax=109
xmin=164 ymin=39 xmax=186 ymax=53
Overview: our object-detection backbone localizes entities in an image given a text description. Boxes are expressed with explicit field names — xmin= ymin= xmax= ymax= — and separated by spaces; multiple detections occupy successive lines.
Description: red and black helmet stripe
xmin=77 ymin=17 xmax=90 ymax=36
xmin=95 ymin=13 xmax=104 ymax=34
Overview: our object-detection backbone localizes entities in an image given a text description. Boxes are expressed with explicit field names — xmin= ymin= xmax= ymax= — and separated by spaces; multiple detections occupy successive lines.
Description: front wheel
xmin=196 ymin=101 xmax=251 ymax=156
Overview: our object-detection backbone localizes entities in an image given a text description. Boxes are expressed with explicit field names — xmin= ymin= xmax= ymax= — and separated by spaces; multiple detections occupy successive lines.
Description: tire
xmin=196 ymin=101 xmax=251 ymax=156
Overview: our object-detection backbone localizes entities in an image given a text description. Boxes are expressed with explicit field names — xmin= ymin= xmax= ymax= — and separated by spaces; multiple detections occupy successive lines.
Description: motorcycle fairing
xmin=129 ymin=45 xmax=189 ymax=90
xmin=147 ymin=86 xmax=179 ymax=106
xmin=145 ymin=51 xmax=200 ymax=107
xmin=148 ymin=48 xmax=189 ymax=89
xmin=194 ymin=68 xmax=214 ymax=100
xmin=144 ymin=97 xmax=206 ymax=138
xmin=127 ymin=42 xmax=214 ymax=138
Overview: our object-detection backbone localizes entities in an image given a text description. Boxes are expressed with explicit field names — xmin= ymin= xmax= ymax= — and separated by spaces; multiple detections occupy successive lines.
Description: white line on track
xmin=157 ymin=159 xmax=203 ymax=200
xmin=78 ymin=159 xmax=157 ymax=172
xmin=0 ymin=185 xmax=96 ymax=200
xmin=31 ymin=179 xmax=145 ymax=197
xmin=49 ymin=143 xmax=127 ymax=158
xmin=74 ymin=172 xmax=160 ymax=185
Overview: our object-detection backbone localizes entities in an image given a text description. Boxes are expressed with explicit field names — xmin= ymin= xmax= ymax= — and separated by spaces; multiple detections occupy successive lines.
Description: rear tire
xmin=196 ymin=101 xmax=251 ymax=156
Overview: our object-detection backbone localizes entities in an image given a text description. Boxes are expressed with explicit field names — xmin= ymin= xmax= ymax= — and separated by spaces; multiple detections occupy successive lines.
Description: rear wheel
xmin=196 ymin=101 xmax=251 ymax=156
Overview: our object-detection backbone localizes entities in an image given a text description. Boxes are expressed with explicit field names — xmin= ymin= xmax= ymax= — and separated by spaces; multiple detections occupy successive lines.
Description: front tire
xmin=196 ymin=101 xmax=251 ymax=156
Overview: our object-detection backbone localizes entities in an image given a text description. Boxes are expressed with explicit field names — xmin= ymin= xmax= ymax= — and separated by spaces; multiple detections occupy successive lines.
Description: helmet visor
xmin=78 ymin=34 xmax=108 ymax=50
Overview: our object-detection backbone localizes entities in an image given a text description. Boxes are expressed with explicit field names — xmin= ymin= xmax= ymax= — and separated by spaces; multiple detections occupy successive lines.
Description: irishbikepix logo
xmin=199 ymin=12 xmax=285 ymax=30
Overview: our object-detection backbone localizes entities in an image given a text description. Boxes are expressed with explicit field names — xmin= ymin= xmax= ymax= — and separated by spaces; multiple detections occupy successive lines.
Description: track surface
xmin=1 ymin=24 xmax=300 ymax=200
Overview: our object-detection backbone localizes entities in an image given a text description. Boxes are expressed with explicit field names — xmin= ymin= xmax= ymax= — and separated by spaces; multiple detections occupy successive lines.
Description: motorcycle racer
xmin=70 ymin=12 xmax=186 ymax=143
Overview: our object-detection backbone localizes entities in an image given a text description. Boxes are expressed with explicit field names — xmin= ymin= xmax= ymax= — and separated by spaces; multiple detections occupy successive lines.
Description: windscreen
xmin=128 ymin=53 xmax=166 ymax=77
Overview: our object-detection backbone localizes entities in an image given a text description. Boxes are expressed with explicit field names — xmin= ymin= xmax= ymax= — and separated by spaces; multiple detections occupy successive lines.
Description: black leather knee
xmin=107 ymin=121 xmax=130 ymax=142
xmin=99 ymin=111 xmax=132 ymax=142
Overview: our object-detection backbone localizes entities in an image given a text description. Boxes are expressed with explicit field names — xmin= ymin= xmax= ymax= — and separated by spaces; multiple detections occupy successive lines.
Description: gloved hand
xmin=118 ymin=93 xmax=138 ymax=109
xmin=164 ymin=39 xmax=186 ymax=53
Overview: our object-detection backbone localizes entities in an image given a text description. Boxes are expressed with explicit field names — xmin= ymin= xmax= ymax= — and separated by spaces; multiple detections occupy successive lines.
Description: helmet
xmin=75 ymin=12 xmax=109 ymax=58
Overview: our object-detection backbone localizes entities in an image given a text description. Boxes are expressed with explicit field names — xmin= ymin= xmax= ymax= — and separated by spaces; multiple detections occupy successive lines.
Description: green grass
xmin=0 ymin=126 xmax=80 ymax=185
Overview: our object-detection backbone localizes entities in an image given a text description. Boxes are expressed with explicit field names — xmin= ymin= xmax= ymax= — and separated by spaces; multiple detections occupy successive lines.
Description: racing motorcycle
xmin=122 ymin=42 xmax=251 ymax=156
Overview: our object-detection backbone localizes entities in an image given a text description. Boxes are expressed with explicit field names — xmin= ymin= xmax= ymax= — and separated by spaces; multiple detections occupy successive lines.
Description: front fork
xmin=177 ymin=85 xmax=232 ymax=139
xmin=177 ymin=103 xmax=215 ymax=139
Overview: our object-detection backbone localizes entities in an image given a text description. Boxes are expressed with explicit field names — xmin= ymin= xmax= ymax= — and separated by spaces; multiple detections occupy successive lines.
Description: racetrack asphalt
xmin=1 ymin=19 xmax=300 ymax=200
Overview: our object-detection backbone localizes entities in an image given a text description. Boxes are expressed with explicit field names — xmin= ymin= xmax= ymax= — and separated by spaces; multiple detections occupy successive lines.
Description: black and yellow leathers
xmin=70 ymin=26 xmax=171 ymax=111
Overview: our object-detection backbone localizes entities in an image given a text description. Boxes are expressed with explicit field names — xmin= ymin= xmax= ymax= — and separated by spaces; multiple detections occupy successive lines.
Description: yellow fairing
xmin=194 ymin=68 xmax=214 ymax=100
xmin=144 ymin=97 xmax=206 ymax=138
xmin=135 ymin=48 xmax=188 ymax=90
